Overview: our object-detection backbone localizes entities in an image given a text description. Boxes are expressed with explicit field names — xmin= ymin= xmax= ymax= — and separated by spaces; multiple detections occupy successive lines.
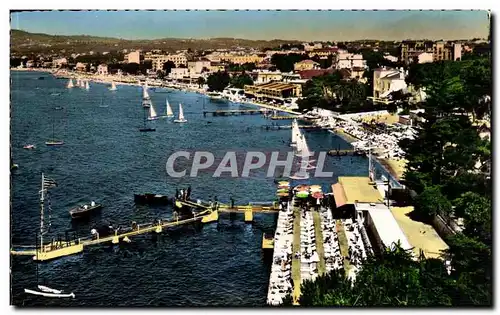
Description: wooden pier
xmin=261 ymin=124 xmax=333 ymax=131
xmin=327 ymin=149 xmax=365 ymax=156
xmin=203 ymin=109 xmax=267 ymax=117
xmin=11 ymin=200 xmax=281 ymax=262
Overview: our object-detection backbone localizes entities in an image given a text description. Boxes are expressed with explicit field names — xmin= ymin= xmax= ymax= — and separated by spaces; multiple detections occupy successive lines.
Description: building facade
xmin=244 ymin=82 xmax=302 ymax=100
xmin=336 ymin=53 xmax=366 ymax=70
xmin=169 ymin=68 xmax=190 ymax=80
xmin=187 ymin=59 xmax=211 ymax=74
xmin=97 ymin=64 xmax=108 ymax=75
xmin=433 ymin=42 xmax=462 ymax=62
xmin=293 ymin=59 xmax=320 ymax=71
xmin=126 ymin=51 xmax=141 ymax=64
xmin=373 ymin=67 xmax=407 ymax=99
xmin=252 ymin=70 xmax=283 ymax=84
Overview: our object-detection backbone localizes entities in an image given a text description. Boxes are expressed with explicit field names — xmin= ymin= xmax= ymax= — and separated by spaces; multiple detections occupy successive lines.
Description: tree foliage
xmin=230 ymin=73 xmax=253 ymax=89
xmin=271 ymin=53 xmax=309 ymax=72
xmin=162 ymin=61 xmax=176 ymax=75
xmin=206 ymin=71 xmax=230 ymax=92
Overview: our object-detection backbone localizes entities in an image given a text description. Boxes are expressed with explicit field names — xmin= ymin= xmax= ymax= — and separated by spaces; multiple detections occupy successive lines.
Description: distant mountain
xmin=10 ymin=29 xmax=301 ymax=55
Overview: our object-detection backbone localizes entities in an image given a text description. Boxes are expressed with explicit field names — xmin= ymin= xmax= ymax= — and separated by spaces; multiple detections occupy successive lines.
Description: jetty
xmin=261 ymin=124 xmax=333 ymax=131
xmin=203 ymin=109 xmax=267 ymax=117
xmin=11 ymin=199 xmax=281 ymax=261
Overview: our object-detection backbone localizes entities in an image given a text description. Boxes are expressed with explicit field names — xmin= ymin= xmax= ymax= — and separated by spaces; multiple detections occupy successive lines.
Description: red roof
xmin=298 ymin=69 xmax=334 ymax=80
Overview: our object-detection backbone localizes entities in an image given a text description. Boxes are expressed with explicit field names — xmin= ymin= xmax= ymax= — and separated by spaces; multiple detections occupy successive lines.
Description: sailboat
xmin=45 ymin=117 xmax=64 ymax=146
xmin=142 ymin=85 xmax=151 ymax=108
xmin=147 ymin=102 xmax=158 ymax=121
xmin=139 ymin=96 xmax=155 ymax=132
xmin=66 ymin=78 xmax=74 ymax=89
xmin=109 ymin=81 xmax=117 ymax=91
xmin=85 ymin=80 xmax=90 ymax=90
xmin=164 ymin=99 xmax=174 ymax=118
xmin=24 ymin=174 xmax=76 ymax=299
xmin=174 ymin=103 xmax=187 ymax=123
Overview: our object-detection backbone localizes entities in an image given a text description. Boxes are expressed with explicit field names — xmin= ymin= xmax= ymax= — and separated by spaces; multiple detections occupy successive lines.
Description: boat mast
xmin=40 ymin=173 xmax=45 ymax=252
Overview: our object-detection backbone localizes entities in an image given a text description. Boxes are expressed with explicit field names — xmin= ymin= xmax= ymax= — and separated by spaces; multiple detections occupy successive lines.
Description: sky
xmin=10 ymin=10 xmax=490 ymax=41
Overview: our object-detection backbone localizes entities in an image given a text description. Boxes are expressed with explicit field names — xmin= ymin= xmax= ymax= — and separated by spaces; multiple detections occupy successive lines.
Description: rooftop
xmin=334 ymin=177 xmax=385 ymax=205
xmin=297 ymin=69 xmax=334 ymax=80
xmin=367 ymin=207 xmax=413 ymax=251
xmin=390 ymin=206 xmax=449 ymax=259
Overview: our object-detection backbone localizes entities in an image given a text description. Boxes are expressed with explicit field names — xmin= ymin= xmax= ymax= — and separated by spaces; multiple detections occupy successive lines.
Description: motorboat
xmin=23 ymin=144 xmax=36 ymax=150
xmin=134 ymin=193 xmax=171 ymax=205
xmin=69 ymin=201 xmax=103 ymax=219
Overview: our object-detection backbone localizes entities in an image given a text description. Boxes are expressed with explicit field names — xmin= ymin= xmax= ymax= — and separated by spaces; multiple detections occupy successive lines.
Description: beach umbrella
xmin=296 ymin=191 xmax=309 ymax=198
xmin=312 ymin=192 xmax=323 ymax=199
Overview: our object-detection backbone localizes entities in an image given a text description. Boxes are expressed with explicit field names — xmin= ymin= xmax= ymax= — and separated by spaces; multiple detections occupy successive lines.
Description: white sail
xmin=110 ymin=81 xmax=117 ymax=91
xmin=85 ymin=80 xmax=90 ymax=90
xmin=178 ymin=104 xmax=185 ymax=121
xmin=67 ymin=79 xmax=74 ymax=89
xmin=149 ymin=103 xmax=158 ymax=119
xmin=166 ymin=99 xmax=173 ymax=117
xmin=143 ymin=85 xmax=150 ymax=100
xmin=174 ymin=103 xmax=187 ymax=123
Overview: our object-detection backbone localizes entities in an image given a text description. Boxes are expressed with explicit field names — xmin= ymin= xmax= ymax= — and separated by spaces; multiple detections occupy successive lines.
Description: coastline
xmin=12 ymin=67 xmax=302 ymax=115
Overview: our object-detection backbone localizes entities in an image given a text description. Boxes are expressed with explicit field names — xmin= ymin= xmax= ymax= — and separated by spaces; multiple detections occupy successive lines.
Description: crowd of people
xmin=320 ymin=207 xmax=344 ymax=272
xmin=267 ymin=201 xmax=294 ymax=305
xmin=342 ymin=218 xmax=369 ymax=273
xmin=299 ymin=210 xmax=320 ymax=282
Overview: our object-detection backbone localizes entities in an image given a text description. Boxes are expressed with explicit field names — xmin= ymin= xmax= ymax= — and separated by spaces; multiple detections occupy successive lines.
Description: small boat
xmin=25 ymin=288 xmax=75 ymax=298
xmin=11 ymin=163 xmax=19 ymax=170
xmin=51 ymin=93 xmax=61 ymax=96
xmin=67 ymin=79 xmax=74 ymax=89
xmin=69 ymin=201 xmax=103 ymax=219
xmin=109 ymin=81 xmax=117 ymax=91
xmin=134 ymin=193 xmax=171 ymax=205
xmin=54 ymin=106 xmax=63 ymax=110
xmin=85 ymin=80 xmax=90 ymax=90
xmin=174 ymin=103 xmax=187 ymax=123
xmin=45 ymin=140 xmax=64 ymax=146
xmin=139 ymin=127 xmax=156 ymax=132
xmin=23 ymin=144 xmax=36 ymax=150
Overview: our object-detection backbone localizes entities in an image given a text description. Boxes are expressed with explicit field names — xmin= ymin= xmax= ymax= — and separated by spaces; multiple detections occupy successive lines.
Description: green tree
xmin=413 ymin=185 xmax=452 ymax=219
xmin=271 ymin=53 xmax=308 ymax=72
xmin=206 ymin=71 xmax=230 ymax=92
xmin=230 ymin=73 xmax=253 ymax=89
xmin=162 ymin=61 xmax=176 ymax=75
xmin=197 ymin=76 xmax=206 ymax=87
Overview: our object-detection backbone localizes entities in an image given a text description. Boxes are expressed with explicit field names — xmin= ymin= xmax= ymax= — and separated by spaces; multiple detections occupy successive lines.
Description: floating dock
xmin=203 ymin=109 xmax=267 ymax=117
xmin=327 ymin=149 xmax=365 ymax=156
xmin=261 ymin=124 xmax=332 ymax=131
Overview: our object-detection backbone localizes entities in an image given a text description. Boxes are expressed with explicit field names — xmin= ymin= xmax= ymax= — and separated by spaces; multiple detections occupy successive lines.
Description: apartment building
xmin=373 ymin=67 xmax=407 ymax=99
xmin=293 ymin=59 xmax=320 ymax=71
xmin=149 ymin=53 xmax=189 ymax=71
xmin=335 ymin=53 xmax=366 ymax=70
xmin=125 ymin=51 xmax=141 ymax=64
xmin=433 ymin=42 xmax=462 ymax=62
xmin=97 ymin=64 xmax=108 ymax=75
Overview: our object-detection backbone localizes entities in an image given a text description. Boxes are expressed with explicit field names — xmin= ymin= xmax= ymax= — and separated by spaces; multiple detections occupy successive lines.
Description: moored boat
xmin=69 ymin=201 xmax=103 ymax=219
xmin=134 ymin=193 xmax=171 ymax=205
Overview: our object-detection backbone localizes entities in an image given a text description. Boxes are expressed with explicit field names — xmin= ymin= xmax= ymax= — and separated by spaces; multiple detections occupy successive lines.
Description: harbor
xmin=11 ymin=70 xmax=401 ymax=306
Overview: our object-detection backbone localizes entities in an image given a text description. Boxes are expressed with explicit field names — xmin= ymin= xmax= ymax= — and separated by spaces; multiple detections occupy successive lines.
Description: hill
xmin=10 ymin=29 xmax=301 ymax=55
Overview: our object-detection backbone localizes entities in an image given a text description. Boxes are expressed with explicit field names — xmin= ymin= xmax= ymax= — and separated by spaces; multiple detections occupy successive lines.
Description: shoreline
xmin=12 ymin=68 xmax=302 ymax=115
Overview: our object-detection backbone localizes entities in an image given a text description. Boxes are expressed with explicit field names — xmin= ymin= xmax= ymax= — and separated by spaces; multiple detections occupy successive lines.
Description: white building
xmin=169 ymin=68 xmax=190 ymax=80
xmin=336 ymin=53 xmax=366 ymax=70
xmin=151 ymin=54 xmax=188 ymax=71
xmin=97 ymin=64 xmax=108 ymax=75
xmin=52 ymin=57 xmax=68 ymax=68
xmin=303 ymin=42 xmax=323 ymax=52
xmin=126 ymin=51 xmax=141 ymax=64
xmin=373 ymin=67 xmax=407 ymax=99
xmin=383 ymin=54 xmax=399 ymax=63
xmin=188 ymin=59 xmax=211 ymax=74
xmin=416 ymin=52 xmax=433 ymax=64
